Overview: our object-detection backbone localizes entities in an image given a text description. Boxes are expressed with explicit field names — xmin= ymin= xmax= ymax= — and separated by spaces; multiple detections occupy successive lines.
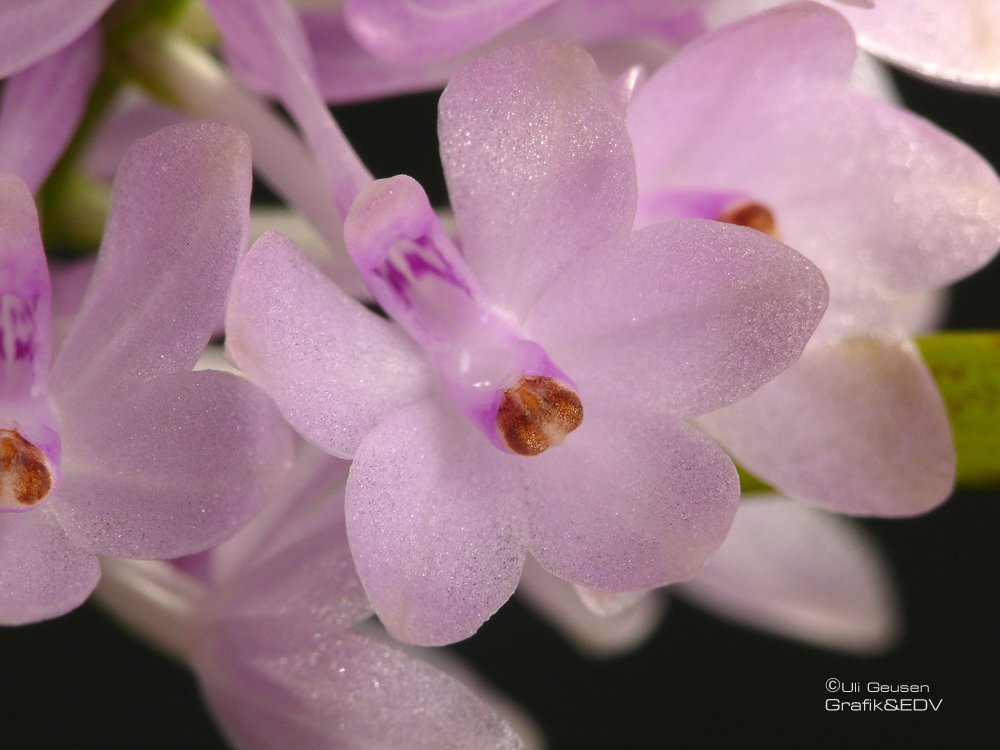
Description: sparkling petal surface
xmin=528 ymin=219 xmax=827 ymax=417
xmin=838 ymin=0 xmax=1000 ymax=89
xmin=344 ymin=0 xmax=555 ymax=62
xmin=53 ymin=370 xmax=294 ymax=558
xmin=522 ymin=398 xmax=739 ymax=590
xmin=198 ymin=626 xmax=524 ymax=750
xmin=701 ymin=338 xmax=955 ymax=516
xmin=50 ymin=123 xmax=252 ymax=402
xmin=680 ymin=496 xmax=899 ymax=652
xmin=0 ymin=0 xmax=112 ymax=78
xmin=225 ymin=231 xmax=433 ymax=459
xmin=0 ymin=506 xmax=100 ymax=624
xmin=438 ymin=40 xmax=636 ymax=318
xmin=0 ymin=26 xmax=101 ymax=191
xmin=629 ymin=4 xmax=1000 ymax=292
xmin=346 ymin=398 xmax=525 ymax=646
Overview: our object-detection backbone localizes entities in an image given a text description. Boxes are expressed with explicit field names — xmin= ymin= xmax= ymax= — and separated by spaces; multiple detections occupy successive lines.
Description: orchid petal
xmin=0 ymin=506 xmax=100 ymax=624
xmin=52 ymin=370 xmax=294 ymax=558
xmin=522 ymin=399 xmax=739 ymax=590
xmin=438 ymin=40 xmax=636 ymax=318
xmin=680 ymin=496 xmax=899 ymax=653
xmin=214 ymin=516 xmax=372 ymax=630
xmin=50 ymin=122 xmax=252 ymax=401
xmin=48 ymin=258 xmax=95 ymax=357
xmin=225 ymin=232 xmax=433 ymax=459
xmin=0 ymin=0 xmax=112 ymax=79
xmin=0 ymin=26 xmax=101 ymax=191
xmin=346 ymin=398 xmax=525 ymax=645
xmin=838 ymin=0 xmax=1000 ymax=90
xmin=198 ymin=626 xmax=524 ymax=750
xmin=529 ymin=219 xmax=827 ymax=417
xmin=301 ymin=9 xmax=466 ymax=101
xmin=344 ymin=0 xmax=556 ymax=63
xmin=517 ymin=556 xmax=664 ymax=656
xmin=701 ymin=339 xmax=955 ymax=516
xmin=629 ymin=2 xmax=855 ymax=182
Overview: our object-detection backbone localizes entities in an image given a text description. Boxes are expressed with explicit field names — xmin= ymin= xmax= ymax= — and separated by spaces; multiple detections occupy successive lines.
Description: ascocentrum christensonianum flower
xmin=98 ymin=440 xmax=526 ymax=750
xmin=225 ymin=40 xmax=829 ymax=645
xmin=626 ymin=2 xmax=1000 ymax=515
xmin=0 ymin=121 xmax=292 ymax=624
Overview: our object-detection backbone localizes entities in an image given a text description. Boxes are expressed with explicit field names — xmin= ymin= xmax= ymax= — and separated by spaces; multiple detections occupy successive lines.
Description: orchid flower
xmin=0 ymin=121 xmax=292 ymax=625
xmin=625 ymin=2 xmax=1000 ymax=515
xmin=98 ymin=441 xmax=526 ymax=750
xmin=225 ymin=39 xmax=829 ymax=646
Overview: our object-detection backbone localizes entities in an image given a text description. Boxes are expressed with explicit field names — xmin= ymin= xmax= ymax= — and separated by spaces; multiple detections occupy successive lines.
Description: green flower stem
xmin=917 ymin=332 xmax=1000 ymax=488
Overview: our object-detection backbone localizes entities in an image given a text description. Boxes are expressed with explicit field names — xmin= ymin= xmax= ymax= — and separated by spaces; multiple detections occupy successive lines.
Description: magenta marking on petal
xmin=1 ymin=293 xmax=39 ymax=364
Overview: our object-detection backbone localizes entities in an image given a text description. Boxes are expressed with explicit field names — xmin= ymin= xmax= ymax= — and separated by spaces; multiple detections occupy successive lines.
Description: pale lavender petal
xmin=629 ymin=5 xmax=1000 ymax=292
xmin=0 ymin=506 xmax=100 ymax=624
xmin=838 ymin=0 xmax=1000 ymax=89
xmin=303 ymin=9 xmax=469 ymax=102
xmin=202 ymin=442 xmax=351 ymax=586
xmin=198 ymin=626 xmax=524 ymax=750
xmin=50 ymin=122 xmax=252 ymax=402
xmin=83 ymin=91 xmax=190 ymax=181
xmin=0 ymin=0 xmax=112 ymax=78
xmin=214 ymin=517 xmax=372 ymax=629
xmin=52 ymin=370 xmax=294 ymax=558
xmin=701 ymin=338 xmax=955 ymax=516
xmin=517 ymin=556 xmax=665 ymax=656
xmin=344 ymin=0 xmax=556 ymax=62
xmin=523 ymin=399 xmax=739 ymax=590
xmin=225 ymin=231 xmax=433 ymax=458
xmin=438 ymin=40 xmax=635 ymax=318
xmin=680 ymin=496 xmax=899 ymax=653
xmin=529 ymin=220 xmax=827 ymax=417
xmin=629 ymin=2 xmax=855 ymax=183
xmin=346 ymin=398 xmax=525 ymax=645
xmin=0 ymin=26 xmax=101 ymax=191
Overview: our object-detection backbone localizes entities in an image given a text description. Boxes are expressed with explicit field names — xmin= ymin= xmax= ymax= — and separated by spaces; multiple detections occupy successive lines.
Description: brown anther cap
xmin=496 ymin=376 xmax=583 ymax=456
xmin=718 ymin=201 xmax=778 ymax=237
xmin=0 ymin=429 xmax=53 ymax=508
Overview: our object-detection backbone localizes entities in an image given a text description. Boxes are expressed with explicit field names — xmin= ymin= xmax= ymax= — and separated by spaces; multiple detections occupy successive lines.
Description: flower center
xmin=497 ymin=376 xmax=584 ymax=456
xmin=0 ymin=428 xmax=53 ymax=510
xmin=346 ymin=176 xmax=584 ymax=455
xmin=717 ymin=201 xmax=778 ymax=237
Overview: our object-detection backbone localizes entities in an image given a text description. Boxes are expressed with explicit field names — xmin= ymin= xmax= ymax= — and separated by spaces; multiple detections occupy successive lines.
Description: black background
xmin=2 ymin=64 xmax=999 ymax=749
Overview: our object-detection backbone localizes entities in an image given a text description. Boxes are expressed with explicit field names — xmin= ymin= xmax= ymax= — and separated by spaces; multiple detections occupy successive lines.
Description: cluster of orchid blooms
xmin=2 ymin=0 xmax=999 ymax=747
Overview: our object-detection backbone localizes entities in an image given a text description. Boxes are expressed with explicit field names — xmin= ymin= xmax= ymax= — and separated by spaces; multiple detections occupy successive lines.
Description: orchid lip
xmin=346 ymin=175 xmax=585 ymax=455
xmin=0 ymin=428 xmax=54 ymax=511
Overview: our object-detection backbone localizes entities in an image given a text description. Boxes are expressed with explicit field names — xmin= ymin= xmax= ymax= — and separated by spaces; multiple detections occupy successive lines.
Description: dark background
xmin=2 ymin=64 xmax=999 ymax=749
